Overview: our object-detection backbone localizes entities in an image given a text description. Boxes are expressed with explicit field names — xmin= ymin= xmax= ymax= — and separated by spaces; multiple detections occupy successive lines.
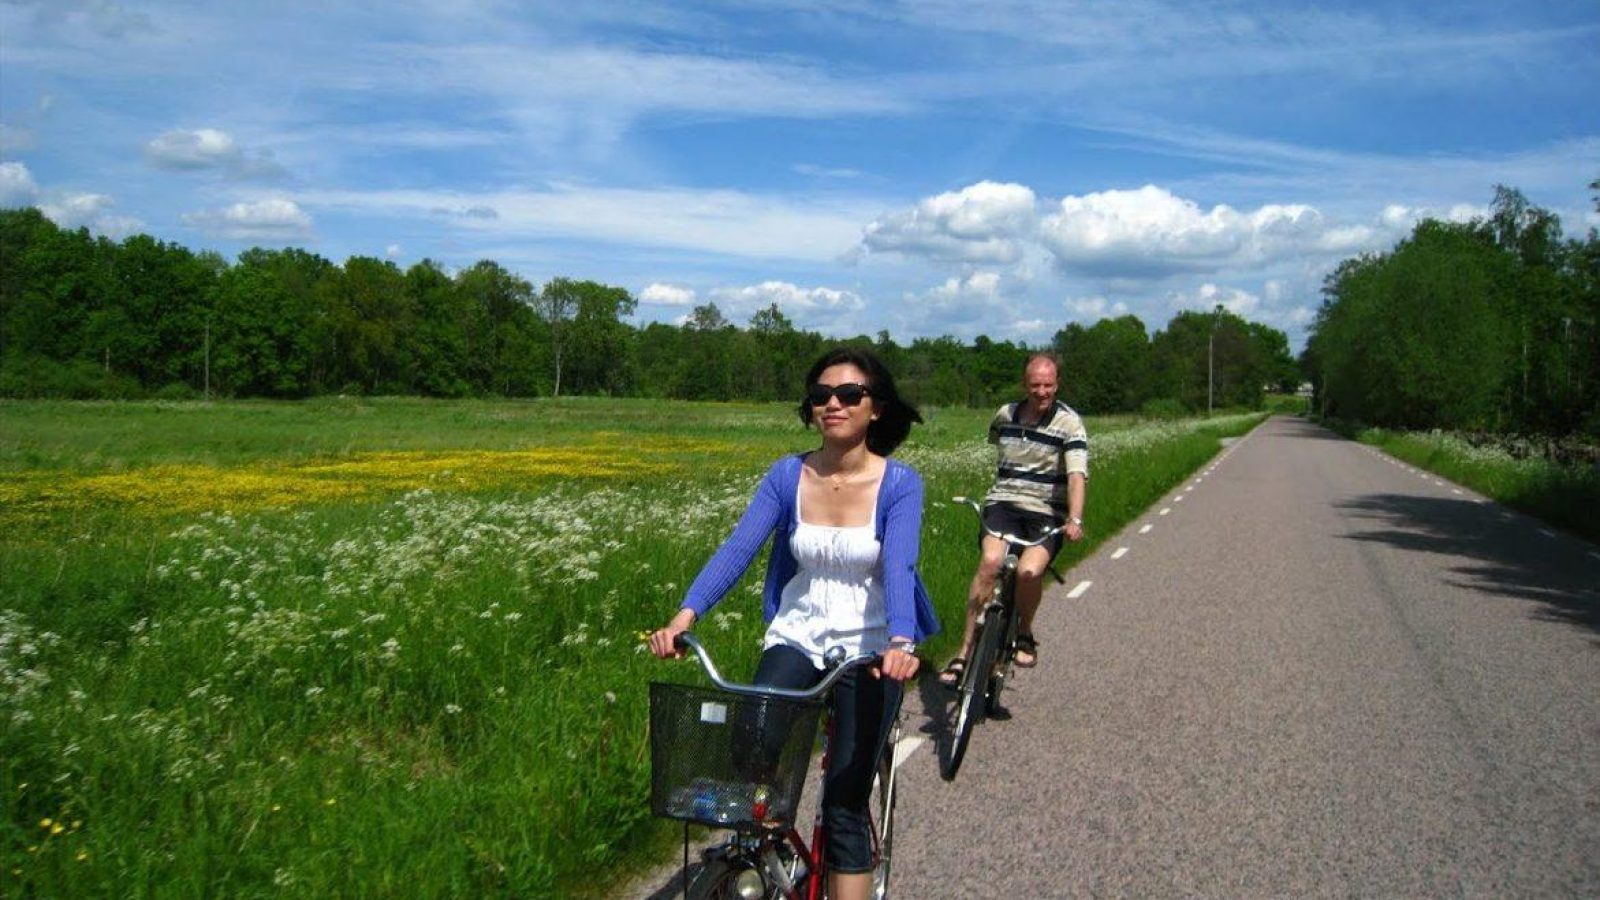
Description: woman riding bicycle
xmin=649 ymin=346 xmax=939 ymax=900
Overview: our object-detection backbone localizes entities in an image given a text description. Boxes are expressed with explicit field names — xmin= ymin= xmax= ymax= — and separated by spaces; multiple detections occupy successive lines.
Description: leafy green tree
xmin=210 ymin=248 xmax=337 ymax=397
xmin=1053 ymin=315 xmax=1151 ymax=413
xmin=561 ymin=280 xmax=637 ymax=395
xmin=405 ymin=259 xmax=472 ymax=397
xmin=535 ymin=277 xmax=582 ymax=396
xmin=457 ymin=261 xmax=542 ymax=396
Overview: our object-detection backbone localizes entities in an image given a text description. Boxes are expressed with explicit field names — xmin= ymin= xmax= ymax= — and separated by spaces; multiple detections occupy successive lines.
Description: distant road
xmin=632 ymin=416 xmax=1600 ymax=898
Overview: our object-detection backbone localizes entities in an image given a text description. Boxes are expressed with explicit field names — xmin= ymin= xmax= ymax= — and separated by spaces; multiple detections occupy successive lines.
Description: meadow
xmin=1 ymin=397 xmax=1264 ymax=897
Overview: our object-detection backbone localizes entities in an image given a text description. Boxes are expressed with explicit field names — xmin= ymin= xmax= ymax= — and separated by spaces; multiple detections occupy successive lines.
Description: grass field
xmin=1 ymin=398 xmax=1264 ymax=897
xmin=1352 ymin=426 xmax=1600 ymax=543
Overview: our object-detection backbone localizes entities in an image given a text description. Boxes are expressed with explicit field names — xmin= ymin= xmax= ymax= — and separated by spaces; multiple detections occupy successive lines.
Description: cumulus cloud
xmin=710 ymin=281 xmax=864 ymax=315
xmin=39 ymin=192 xmax=141 ymax=237
xmin=1 ymin=161 xmax=140 ymax=235
xmin=145 ymin=128 xmax=240 ymax=169
xmin=857 ymin=181 xmax=1037 ymax=264
xmin=1167 ymin=283 xmax=1261 ymax=317
xmin=144 ymin=128 xmax=284 ymax=178
xmin=1064 ymin=296 xmax=1130 ymax=320
xmin=857 ymin=181 xmax=1423 ymax=282
xmin=640 ymin=283 xmax=696 ymax=306
xmin=1038 ymin=185 xmax=1329 ymax=275
xmin=182 ymin=198 xmax=312 ymax=240
xmin=901 ymin=270 xmax=1013 ymax=333
xmin=0 ymin=161 xmax=40 ymax=207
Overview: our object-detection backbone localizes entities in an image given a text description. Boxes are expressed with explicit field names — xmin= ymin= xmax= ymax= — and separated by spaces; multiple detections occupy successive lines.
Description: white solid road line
xmin=1067 ymin=581 xmax=1092 ymax=599
xmin=895 ymin=735 xmax=927 ymax=765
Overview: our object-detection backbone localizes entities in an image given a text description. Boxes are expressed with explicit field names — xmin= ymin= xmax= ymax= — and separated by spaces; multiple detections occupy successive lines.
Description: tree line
xmin=1305 ymin=183 xmax=1600 ymax=438
xmin=0 ymin=205 xmax=1297 ymax=412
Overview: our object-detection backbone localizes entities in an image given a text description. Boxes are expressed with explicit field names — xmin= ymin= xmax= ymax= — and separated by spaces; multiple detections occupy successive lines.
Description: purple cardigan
xmin=681 ymin=454 xmax=941 ymax=642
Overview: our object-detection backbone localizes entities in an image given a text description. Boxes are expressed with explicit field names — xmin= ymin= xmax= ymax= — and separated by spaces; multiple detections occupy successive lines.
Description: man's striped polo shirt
xmin=982 ymin=399 xmax=1089 ymax=519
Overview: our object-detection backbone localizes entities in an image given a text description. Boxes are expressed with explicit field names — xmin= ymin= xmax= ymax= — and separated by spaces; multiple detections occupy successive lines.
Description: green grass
xmin=1 ymin=398 xmax=1264 ymax=897
xmin=1355 ymin=427 xmax=1600 ymax=543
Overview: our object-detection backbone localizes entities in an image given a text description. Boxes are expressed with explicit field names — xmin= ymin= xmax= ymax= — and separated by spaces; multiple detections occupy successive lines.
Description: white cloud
xmin=182 ymin=198 xmax=312 ymax=240
xmin=641 ymin=283 xmax=696 ymax=306
xmin=710 ymin=281 xmax=864 ymax=316
xmin=145 ymin=128 xmax=240 ymax=169
xmin=144 ymin=127 xmax=284 ymax=178
xmin=1064 ymin=296 xmax=1130 ymax=320
xmin=296 ymin=184 xmax=876 ymax=262
xmin=0 ymin=161 xmax=40 ymax=206
xmin=858 ymin=181 xmax=1038 ymax=264
xmin=903 ymin=270 xmax=1033 ymax=339
xmin=385 ymin=243 xmax=402 ymax=260
xmin=1167 ymin=283 xmax=1261 ymax=317
xmin=1038 ymin=185 xmax=1330 ymax=275
xmin=1 ymin=161 xmax=141 ymax=235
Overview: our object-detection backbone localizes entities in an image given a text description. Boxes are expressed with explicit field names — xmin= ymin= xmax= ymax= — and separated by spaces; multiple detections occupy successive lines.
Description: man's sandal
xmin=938 ymin=657 xmax=967 ymax=687
xmin=1014 ymin=633 xmax=1039 ymax=668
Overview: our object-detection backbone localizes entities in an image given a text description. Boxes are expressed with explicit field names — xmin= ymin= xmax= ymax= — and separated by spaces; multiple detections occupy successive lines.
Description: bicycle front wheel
xmin=985 ymin=588 xmax=1018 ymax=717
xmin=871 ymin=718 xmax=902 ymax=899
xmin=943 ymin=602 xmax=1004 ymax=780
xmin=687 ymin=845 xmax=793 ymax=900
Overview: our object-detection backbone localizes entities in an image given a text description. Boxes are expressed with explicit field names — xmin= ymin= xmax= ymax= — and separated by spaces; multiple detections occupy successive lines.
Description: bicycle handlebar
xmin=951 ymin=496 xmax=1068 ymax=548
xmin=672 ymin=631 xmax=879 ymax=701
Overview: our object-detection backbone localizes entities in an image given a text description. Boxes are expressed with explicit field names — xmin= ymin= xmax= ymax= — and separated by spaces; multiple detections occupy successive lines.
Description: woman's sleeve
xmin=880 ymin=466 xmax=924 ymax=640
xmin=681 ymin=463 xmax=786 ymax=618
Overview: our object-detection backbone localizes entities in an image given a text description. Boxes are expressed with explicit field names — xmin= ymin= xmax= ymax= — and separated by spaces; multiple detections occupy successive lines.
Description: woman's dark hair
xmin=796 ymin=346 xmax=923 ymax=455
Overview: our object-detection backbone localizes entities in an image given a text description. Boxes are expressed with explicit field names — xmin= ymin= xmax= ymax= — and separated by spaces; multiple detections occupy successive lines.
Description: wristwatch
xmin=1068 ymin=516 xmax=1084 ymax=526
xmin=887 ymin=639 xmax=917 ymax=655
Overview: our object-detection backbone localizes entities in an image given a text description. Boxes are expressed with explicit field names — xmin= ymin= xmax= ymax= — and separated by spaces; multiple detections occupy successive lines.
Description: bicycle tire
xmin=984 ymin=581 xmax=1017 ymax=716
xmin=942 ymin=600 xmax=1003 ymax=780
xmin=871 ymin=719 xmax=902 ymax=899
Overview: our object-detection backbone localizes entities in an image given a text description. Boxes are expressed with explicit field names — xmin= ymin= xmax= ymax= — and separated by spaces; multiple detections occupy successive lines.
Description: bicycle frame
xmin=667 ymin=633 xmax=899 ymax=900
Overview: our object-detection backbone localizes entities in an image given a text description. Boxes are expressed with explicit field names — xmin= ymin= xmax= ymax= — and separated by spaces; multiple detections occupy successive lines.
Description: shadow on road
xmin=1274 ymin=416 xmax=1353 ymax=441
xmin=1337 ymin=492 xmax=1599 ymax=638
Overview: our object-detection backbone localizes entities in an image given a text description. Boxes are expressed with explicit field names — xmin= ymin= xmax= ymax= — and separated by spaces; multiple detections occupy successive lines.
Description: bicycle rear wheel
xmin=942 ymin=600 xmax=1004 ymax=780
xmin=871 ymin=717 xmax=902 ymax=899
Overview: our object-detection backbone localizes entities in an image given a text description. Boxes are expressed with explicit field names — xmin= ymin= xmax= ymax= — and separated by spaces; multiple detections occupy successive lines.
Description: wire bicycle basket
xmin=649 ymin=681 xmax=824 ymax=829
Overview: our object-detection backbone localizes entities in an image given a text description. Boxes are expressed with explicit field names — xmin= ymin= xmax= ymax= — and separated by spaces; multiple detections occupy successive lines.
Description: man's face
xmin=1024 ymin=361 xmax=1058 ymax=413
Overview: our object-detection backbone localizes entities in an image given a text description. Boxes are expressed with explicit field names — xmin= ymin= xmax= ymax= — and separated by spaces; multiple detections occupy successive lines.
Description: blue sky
xmin=2 ymin=1 xmax=1596 ymax=353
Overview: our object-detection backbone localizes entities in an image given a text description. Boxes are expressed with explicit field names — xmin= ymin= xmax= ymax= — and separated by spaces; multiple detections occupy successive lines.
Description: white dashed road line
xmin=1067 ymin=581 xmax=1093 ymax=600
xmin=1111 ymin=547 xmax=1129 ymax=560
xmin=1159 ymin=508 xmax=1171 ymax=516
xmin=1139 ymin=524 xmax=1153 ymax=535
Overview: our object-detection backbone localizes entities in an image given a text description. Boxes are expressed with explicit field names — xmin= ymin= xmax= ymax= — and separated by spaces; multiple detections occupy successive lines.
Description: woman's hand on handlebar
xmin=649 ymin=609 xmax=697 ymax=659
xmin=874 ymin=638 xmax=920 ymax=682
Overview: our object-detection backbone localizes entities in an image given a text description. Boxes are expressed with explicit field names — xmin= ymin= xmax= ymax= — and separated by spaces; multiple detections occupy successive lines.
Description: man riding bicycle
xmin=941 ymin=353 xmax=1087 ymax=686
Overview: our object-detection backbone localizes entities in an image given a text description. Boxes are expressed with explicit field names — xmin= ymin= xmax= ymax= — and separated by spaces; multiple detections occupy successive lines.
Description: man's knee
xmin=1015 ymin=563 xmax=1046 ymax=586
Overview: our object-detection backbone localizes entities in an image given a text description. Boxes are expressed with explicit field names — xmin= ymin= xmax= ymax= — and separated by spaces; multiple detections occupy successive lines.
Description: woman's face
xmin=810 ymin=362 xmax=876 ymax=446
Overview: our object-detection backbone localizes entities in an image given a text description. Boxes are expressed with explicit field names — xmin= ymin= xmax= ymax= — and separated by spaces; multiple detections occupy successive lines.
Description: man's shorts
xmin=981 ymin=503 xmax=1064 ymax=563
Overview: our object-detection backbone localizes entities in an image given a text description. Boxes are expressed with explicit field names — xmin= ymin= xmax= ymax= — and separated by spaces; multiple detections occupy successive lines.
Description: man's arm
xmin=1064 ymin=471 xmax=1086 ymax=542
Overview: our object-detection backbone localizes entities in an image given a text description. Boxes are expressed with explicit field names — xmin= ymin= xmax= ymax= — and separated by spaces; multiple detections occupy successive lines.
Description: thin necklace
xmin=820 ymin=456 xmax=868 ymax=491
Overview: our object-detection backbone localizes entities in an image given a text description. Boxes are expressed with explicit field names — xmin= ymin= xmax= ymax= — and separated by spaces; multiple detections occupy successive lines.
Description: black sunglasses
xmin=806 ymin=382 xmax=873 ymax=407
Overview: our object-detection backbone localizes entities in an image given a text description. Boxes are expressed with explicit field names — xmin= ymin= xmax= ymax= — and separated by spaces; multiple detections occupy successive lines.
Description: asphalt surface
xmin=632 ymin=416 xmax=1600 ymax=898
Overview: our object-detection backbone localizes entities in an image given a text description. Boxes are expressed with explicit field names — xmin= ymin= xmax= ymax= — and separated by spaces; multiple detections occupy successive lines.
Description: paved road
xmin=635 ymin=416 xmax=1600 ymax=898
